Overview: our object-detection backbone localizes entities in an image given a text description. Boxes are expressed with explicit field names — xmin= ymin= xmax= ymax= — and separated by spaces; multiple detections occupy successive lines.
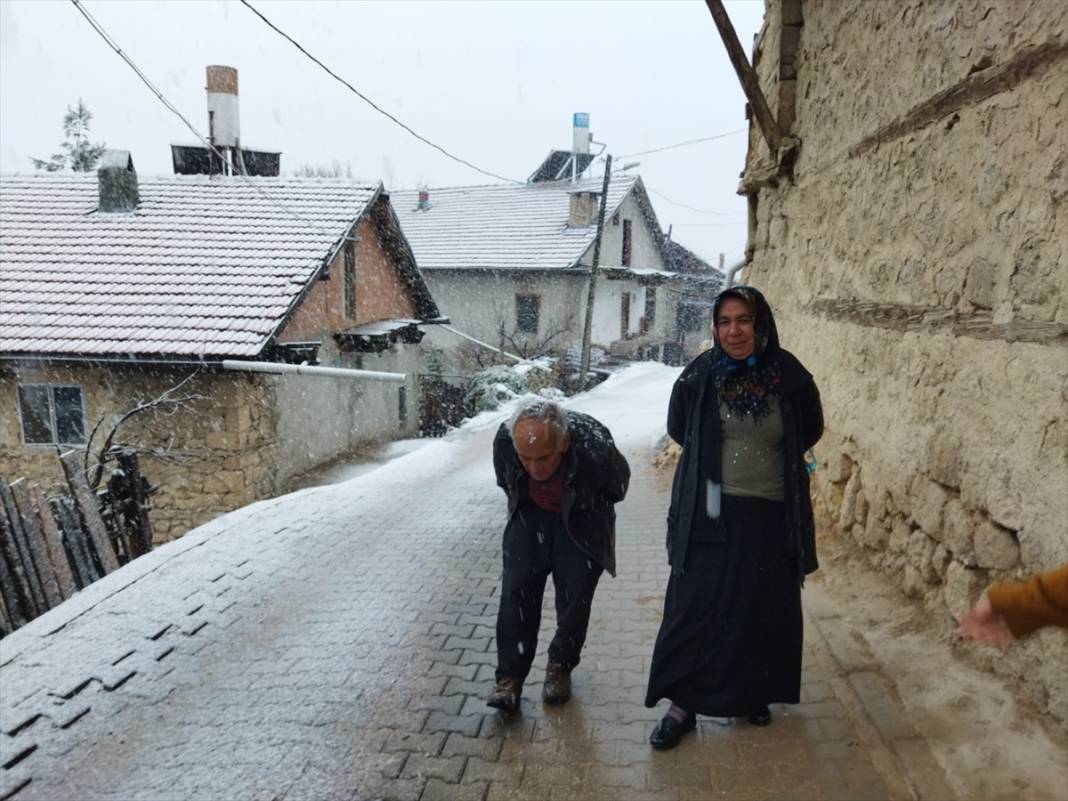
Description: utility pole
xmin=578 ymin=153 xmax=612 ymax=390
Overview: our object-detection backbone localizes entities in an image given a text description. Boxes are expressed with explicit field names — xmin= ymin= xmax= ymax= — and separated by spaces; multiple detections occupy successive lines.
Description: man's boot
xmin=487 ymin=677 xmax=523 ymax=714
xmin=542 ymin=661 xmax=571 ymax=704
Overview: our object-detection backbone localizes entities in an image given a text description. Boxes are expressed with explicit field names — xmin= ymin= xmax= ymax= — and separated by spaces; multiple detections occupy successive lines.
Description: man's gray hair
xmin=509 ymin=398 xmax=569 ymax=444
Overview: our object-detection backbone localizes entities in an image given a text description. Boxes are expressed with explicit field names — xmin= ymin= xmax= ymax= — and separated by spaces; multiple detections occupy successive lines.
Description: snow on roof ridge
xmin=391 ymin=173 xmax=637 ymax=194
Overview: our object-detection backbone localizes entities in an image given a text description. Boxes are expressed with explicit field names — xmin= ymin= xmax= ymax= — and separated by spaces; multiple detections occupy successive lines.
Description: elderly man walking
xmin=488 ymin=399 xmax=630 ymax=714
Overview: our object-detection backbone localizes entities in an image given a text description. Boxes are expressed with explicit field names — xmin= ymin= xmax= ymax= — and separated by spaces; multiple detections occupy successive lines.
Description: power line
xmin=671 ymin=222 xmax=747 ymax=228
xmin=68 ymin=0 xmax=336 ymax=238
xmin=618 ymin=128 xmax=747 ymax=158
xmin=649 ymin=188 xmax=746 ymax=217
xmin=239 ymin=0 xmax=522 ymax=185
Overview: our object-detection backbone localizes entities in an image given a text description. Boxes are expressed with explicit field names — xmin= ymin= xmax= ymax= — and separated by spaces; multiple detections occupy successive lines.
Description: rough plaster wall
xmin=422 ymin=272 xmax=586 ymax=355
xmin=745 ymin=0 xmax=1068 ymax=719
xmin=0 ymin=366 xmax=277 ymax=542
xmin=270 ymin=343 xmax=422 ymax=487
xmin=575 ymin=193 xmax=663 ymax=272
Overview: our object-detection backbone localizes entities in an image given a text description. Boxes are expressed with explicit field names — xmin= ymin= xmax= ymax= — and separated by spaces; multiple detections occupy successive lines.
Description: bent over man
xmin=488 ymin=399 xmax=630 ymax=714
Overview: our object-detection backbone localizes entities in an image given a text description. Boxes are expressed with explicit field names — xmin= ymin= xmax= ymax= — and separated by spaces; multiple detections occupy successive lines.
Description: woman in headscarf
xmin=645 ymin=285 xmax=824 ymax=749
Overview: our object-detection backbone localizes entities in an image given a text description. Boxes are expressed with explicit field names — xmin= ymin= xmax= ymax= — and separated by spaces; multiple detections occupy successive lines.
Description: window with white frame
xmin=18 ymin=384 xmax=87 ymax=445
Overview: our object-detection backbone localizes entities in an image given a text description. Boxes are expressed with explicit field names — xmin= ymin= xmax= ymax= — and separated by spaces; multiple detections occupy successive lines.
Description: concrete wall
xmin=270 ymin=342 xmax=422 ymax=487
xmin=422 ymin=269 xmax=659 ymax=371
xmin=578 ymin=193 xmax=664 ymax=275
xmin=743 ymin=0 xmax=1068 ymax=719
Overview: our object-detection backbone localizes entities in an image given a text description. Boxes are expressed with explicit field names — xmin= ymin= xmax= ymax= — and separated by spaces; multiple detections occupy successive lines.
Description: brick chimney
xmin=97 ymin=150 xmax=139 ymax=213
xmin=567 ymin=189 xmax=599 ymax=227
xmin=417 ymin=189 xmax=430 ymax=211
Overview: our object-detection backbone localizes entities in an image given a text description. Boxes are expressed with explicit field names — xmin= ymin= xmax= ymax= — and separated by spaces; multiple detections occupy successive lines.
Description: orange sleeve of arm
xmin=986 ymin=563 xmax=1068 ymax=638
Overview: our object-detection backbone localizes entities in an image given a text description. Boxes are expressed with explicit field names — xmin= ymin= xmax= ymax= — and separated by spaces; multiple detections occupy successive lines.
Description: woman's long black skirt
xmin=644 ymin=495 xmax=802 ymax=717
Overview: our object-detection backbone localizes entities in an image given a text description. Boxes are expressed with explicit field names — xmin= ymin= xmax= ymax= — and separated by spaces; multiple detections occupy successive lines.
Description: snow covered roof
xmin=392 ymin=174 xmax=644 ymax=272
xmin=0 ymin=175 xmax=381 ymax=359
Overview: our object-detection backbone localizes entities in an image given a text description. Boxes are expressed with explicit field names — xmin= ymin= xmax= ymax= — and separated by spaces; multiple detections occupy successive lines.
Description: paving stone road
xmin=0 ymin=379 xmax=955 ymax=801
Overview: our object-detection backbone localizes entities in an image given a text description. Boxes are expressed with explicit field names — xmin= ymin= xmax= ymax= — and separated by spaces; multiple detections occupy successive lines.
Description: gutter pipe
xmin=221 ymin=360 xmax=405 ymax=382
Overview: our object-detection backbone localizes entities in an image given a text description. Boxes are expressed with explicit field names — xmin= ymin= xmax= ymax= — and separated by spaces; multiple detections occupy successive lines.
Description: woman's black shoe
xmin=747 ymin=705 xmax=772 ymax=726
xmin=649 ymin=712 xmax=697 ymax=750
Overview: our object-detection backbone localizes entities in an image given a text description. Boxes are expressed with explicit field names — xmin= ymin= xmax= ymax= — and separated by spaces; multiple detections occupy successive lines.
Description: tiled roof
xmin=391 ymin=174 xmax=639 ymax=272
xmin=0 ymin=175 xmax=378 ymax=358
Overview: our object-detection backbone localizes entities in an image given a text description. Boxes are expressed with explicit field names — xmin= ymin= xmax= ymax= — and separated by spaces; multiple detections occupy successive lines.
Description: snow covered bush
xmin=464 ymin=365 xmax=529 ymax=413
xmin=464 ymin=358 xmax=559 ymax=414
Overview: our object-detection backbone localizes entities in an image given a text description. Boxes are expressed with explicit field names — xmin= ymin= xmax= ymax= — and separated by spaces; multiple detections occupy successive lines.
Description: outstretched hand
xmin=959 ymin=597 xmax=1016 ymax=645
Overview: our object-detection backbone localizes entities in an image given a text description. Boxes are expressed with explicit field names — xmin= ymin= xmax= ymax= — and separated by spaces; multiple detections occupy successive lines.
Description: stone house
xmin=738 ymin=1 xmax=1067 ymax=718
xmin=391 ymin=173 xmax=687 ymax=370
xmin=0 ymin=159 xmax=442 ymax=541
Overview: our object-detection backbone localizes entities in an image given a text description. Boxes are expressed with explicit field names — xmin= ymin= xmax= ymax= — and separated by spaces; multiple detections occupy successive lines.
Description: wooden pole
xmin=32 ymin=484 xmax=78 ymax=600
xmin=578 ymin=154 xmax=613 ymax=390
xmin=704 ymin=0 xmax=782 ymax=153
xmin=9 ymin=479 xmax=62 ymax=609
xmin=51 ymin=496 xmax=99 ymax=589
xmin=0 ymin=480 xmax=47 ymax=613
xmin=60 ymin=450 xmax=120 ymax=574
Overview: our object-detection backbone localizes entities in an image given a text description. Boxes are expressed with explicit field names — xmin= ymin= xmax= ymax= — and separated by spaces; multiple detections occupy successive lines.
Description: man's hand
xmin=959 ymin=597 xmax=1016 ymax=645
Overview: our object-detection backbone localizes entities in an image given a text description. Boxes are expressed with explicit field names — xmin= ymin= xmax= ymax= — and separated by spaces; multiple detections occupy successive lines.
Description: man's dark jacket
xmin=493 ymin=410 xmax=630 ymax=577
xmin=666 ymin=349 xmax=824 ymax=579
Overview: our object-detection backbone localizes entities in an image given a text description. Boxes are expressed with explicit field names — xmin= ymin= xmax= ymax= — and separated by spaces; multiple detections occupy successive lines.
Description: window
xmin=622 ymin=219 xmax=633 ymax=267
xmin=516 ymin=294 xmax=540 ymax=334
xmin=18 ymin=384 xmax=87 ymax=445
xmin=621 ymin=292 xmax=632 ymax=339
xmin=343 ymin=238 xmax=357 ymax=319
xmin=398 ymin=386 xmax=408 ymax=424
xmin=642 ymin=287 xmax=657 ymax=334
xmin=677 ymin=303 xmax=703 ymax=333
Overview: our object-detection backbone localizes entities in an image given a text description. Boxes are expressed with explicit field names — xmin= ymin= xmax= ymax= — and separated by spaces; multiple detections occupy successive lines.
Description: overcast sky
xmin=0 ymin=0 xmax=764 ymax=265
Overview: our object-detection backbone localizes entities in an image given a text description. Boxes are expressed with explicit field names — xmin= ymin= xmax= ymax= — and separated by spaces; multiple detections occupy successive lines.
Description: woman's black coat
xmin=494 ymin=410 xmax=630 ymax=577
xmin=665 ymin=349 xmax=824 ymax=579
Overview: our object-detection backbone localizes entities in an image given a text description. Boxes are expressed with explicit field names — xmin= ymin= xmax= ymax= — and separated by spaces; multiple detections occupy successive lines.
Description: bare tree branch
xmin=88 ymin=371 xmax=208 ymax=490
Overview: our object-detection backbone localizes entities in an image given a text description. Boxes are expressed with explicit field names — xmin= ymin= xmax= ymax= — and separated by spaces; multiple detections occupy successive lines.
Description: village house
xmin=392 ymin=160 xmax=709 ymax=371
xmin=0 ymin=155 xmax=443 ymax=541
xmin=393 ymin=174 xmax=672 ymax=370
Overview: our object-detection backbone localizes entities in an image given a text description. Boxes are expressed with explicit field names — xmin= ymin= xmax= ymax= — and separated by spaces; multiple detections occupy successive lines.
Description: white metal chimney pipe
xmin=724 ymin=260 xmax=745 ymax=288
xmin=572 ymin=112 xmax=590 ymax=182
xmin=221 ymin=360 xmax=405 ymax=382
xmin=206 ymin=66 xmax=240 ymax=148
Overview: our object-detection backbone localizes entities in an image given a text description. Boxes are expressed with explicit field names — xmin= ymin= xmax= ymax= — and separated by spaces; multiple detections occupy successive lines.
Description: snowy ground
xmin=288 ymin=438 xmax=433 ymax=489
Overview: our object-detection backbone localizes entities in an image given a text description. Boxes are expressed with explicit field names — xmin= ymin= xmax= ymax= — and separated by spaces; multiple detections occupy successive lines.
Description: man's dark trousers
xmin=496 ymin=503 xmax=603 ymax=681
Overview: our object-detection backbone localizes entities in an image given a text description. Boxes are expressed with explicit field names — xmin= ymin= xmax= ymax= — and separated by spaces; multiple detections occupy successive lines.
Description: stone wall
xmin=0 ymin=364 xmax=278 ymax=542
xmin=742 ymin=1 xmax=1068 ymax=719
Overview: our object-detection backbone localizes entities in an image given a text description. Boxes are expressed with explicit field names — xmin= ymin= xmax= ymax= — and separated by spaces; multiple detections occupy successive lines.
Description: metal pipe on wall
xmin=221 ymin=360 xmax=405 ymax=383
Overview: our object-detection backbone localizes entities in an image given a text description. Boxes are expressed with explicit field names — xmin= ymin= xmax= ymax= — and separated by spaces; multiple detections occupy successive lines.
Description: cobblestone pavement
xmin=0 ymin=383 xmax=955 ymax=801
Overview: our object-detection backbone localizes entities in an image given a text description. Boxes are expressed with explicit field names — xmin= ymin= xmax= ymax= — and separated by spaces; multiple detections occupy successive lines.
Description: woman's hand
xmin=959 ymin=597 xmax=1016 ymax=645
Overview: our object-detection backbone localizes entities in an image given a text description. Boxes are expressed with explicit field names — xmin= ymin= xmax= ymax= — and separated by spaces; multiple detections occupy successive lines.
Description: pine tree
xmin=31 ymin=99 xmax=107 ymax=172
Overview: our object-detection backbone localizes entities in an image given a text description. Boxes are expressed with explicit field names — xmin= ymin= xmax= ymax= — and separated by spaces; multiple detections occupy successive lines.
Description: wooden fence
xmin=0 ymin=449 xmax=155 ymax=635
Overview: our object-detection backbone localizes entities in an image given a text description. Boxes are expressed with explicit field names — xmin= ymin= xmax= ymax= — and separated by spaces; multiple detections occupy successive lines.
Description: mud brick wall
xmin=742 ymin=1 xmax=1067 ymax=720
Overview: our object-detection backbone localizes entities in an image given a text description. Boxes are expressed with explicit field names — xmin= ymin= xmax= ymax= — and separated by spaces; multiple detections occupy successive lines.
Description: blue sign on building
xmin=573 ymin=113 xmax=590 ymax=128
